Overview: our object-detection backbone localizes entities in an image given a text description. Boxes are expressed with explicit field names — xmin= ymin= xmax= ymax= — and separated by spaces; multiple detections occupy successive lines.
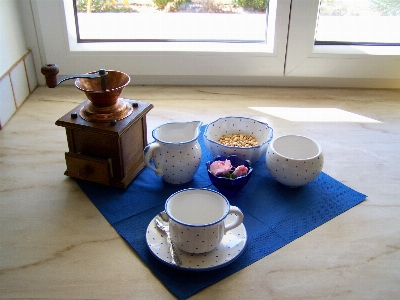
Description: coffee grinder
xmin=41 ymin=64 xmax=153 ymax=189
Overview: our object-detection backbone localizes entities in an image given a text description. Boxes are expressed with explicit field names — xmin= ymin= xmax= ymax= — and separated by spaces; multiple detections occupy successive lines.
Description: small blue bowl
xmin=206 ymin=155 xmax=253 ymax=197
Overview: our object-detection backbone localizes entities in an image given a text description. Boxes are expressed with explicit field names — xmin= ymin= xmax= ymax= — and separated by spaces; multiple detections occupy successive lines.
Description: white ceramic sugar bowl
xmin=266 ymin=135 xmax=324 ymax=187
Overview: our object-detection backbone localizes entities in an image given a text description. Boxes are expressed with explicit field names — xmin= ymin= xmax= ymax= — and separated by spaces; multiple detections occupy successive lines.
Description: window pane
xmin=74 ymin=0 xmax=269 ymax=42
xmin=315 ymin=0 xmax=400 ymax=45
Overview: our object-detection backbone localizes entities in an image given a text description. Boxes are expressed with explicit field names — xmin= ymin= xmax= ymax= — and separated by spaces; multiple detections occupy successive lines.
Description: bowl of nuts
xmin=203 ymin=116 xmax=273 ymax=164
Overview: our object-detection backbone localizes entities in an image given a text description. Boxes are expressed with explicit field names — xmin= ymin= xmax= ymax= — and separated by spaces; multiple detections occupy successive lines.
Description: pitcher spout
xmin=152 ymin=121 xmax=202 ymax=144
xmin=187 ymin=121 xmax=202 ymax=140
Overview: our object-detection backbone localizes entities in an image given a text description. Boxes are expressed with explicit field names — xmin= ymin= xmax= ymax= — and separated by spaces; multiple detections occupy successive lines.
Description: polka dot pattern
xmin=152 ymin=143 xmax=202 ymax=184
xmin=169 ymin=219 xmax=225 ymax=254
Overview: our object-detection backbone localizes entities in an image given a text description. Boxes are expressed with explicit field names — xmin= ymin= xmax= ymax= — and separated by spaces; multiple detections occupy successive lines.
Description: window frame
xmin=28 ymin=0 xmax=400 ymax=87
xmin=285 ymin=0 xmax=400 ymax=79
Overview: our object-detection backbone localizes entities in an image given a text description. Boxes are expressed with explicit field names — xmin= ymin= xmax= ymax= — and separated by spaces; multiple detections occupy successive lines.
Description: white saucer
xmin=146 ymin=213 xmax=247 ymax=271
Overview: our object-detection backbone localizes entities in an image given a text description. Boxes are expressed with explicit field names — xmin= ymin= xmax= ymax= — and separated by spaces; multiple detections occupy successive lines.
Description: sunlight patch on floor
xmin=248 ymin=107 xmax=381 ymax=123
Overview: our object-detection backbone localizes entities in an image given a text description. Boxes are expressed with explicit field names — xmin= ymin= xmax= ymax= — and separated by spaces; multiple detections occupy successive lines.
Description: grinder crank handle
xmin=41 ymin=64 xmax=108 ymax=88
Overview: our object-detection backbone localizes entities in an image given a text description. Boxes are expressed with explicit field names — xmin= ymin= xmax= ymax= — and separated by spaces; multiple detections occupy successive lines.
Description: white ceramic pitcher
xmin=143 ymin=121 xmax=202 ymax=184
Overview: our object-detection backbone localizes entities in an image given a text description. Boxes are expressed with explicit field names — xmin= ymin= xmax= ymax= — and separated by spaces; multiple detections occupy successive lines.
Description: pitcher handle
xmin=224 ymin=206 xmax=244 ymax=233
xmin=143 ymin=142 xmax=163 ymax=177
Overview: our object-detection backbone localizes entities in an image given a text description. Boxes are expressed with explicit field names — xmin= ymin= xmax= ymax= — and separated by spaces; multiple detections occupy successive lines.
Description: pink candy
xmin=209 ymin=159 xmax=232 ymax=176
xmin=210 ymin=159 xmax=248 ymax=178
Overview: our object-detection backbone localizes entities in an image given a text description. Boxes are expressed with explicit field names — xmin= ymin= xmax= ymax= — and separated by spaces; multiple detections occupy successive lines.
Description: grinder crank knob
xmin=41 ymin=64 xmax=60 ymax=88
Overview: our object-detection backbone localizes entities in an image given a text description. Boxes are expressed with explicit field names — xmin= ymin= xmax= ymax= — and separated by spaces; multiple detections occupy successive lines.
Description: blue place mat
xmin=76 ymin=126 xmax=367 ymax=300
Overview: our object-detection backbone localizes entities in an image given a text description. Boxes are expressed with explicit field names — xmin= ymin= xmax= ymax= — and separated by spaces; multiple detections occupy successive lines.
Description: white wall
xmin=0 ymin=0 xmax=37 ymax=129
xmin=0 ymin=0 xmax=27 ymax=75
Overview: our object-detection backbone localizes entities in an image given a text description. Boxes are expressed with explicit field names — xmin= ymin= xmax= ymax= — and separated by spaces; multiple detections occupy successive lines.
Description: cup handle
xmin=224 ymin=206 xmax=244 ymax=233
xmin=143 ymin=142 xmax=163 ymax=177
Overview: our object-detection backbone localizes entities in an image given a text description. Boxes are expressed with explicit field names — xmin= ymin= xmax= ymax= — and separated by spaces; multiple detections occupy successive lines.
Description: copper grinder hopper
xmin=41 ymin=64 xmax=132 ymax=122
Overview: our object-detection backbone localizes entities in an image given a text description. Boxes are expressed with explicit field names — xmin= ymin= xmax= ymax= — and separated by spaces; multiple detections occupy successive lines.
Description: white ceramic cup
xmin=165 ymin=188 xmax=244 ymax=254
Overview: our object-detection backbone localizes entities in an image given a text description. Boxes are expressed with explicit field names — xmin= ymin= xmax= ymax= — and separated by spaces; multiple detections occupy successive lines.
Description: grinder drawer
xmin=65 ymin=152 xmax=113 ymax=185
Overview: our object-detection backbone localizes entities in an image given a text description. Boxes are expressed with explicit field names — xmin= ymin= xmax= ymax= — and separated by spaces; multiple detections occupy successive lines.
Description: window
xmin=74 ymin=0 xmax=269 ymax=42
xmin=316 ymin=0 xmax=400 ymax=45
xmin=29 ymin=0 xmax=400 ymax=87
xmin=31 ymin=0 xmax=289 ymax=84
